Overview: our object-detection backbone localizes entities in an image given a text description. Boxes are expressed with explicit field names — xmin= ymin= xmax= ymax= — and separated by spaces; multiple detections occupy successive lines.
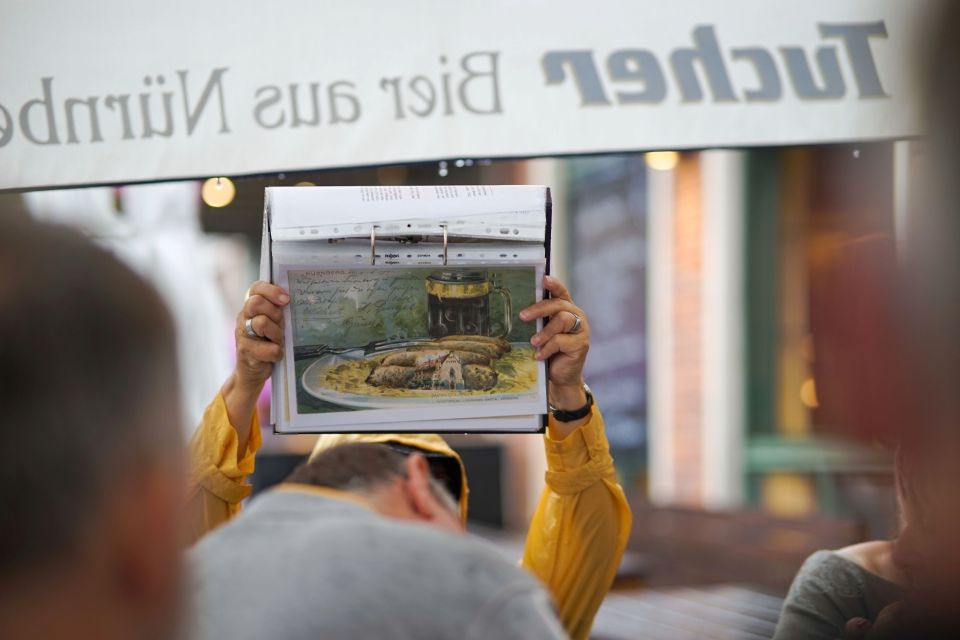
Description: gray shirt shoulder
xmin=188 ymin=490 xmax=566 ymax=640
xmin=773 ymin=550 xmax=905 ymax=640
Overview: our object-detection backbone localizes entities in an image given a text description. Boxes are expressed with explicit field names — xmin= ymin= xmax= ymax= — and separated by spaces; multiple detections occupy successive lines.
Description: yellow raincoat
xmin=187 ymin=392 xmax=631 ymax=640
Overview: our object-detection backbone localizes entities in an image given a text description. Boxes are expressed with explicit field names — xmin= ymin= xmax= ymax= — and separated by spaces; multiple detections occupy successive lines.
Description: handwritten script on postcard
xmin=289 ymin=269 xmax=426 ymax=345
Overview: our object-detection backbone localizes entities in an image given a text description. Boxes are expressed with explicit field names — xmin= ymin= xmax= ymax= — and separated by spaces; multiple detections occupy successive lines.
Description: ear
xmin=401 ymin=455 xmax=462 ymax=533
xmin=105 ymin=460 xmax=184 ymax=631
xmin=402 ymin=454 xmax=440 ymax=519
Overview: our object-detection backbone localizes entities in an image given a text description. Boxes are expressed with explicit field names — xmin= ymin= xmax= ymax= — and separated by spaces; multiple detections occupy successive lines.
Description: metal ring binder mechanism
xmin=371 ymin=223 xmax=449 ymax=266
xmin=441 ymin=224 xmax=449 ymax=266
xmin=263 ymin=184 xmax=552 ymax=434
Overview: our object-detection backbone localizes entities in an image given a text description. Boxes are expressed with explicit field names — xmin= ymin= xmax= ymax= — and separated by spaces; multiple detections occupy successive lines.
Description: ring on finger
xmin=244 ymin=317 xmax=261 ymax=339
xmin=566 ymin=312 xmax=582 ymax=334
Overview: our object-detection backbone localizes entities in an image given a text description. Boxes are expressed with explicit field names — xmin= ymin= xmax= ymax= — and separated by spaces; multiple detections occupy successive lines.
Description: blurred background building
xmin=4 ymin=0 xmax=944 ymax=636
xmin=11 ymin=140 xmax=912 ymax=599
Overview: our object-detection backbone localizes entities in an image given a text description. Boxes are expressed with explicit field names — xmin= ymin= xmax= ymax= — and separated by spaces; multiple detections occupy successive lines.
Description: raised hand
xmin=520 ymin=275 xmax=590 ymax=428
xmin=234 ymin=280 xmax=289 ymax=390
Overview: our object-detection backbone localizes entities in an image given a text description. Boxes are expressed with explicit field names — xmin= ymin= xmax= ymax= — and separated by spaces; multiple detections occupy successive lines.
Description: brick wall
xmin=671 ymin=154 xmax=704 ymax=506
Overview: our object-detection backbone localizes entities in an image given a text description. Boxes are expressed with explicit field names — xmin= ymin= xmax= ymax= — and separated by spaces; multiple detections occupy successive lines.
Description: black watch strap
xmin=549 ymin=385 xmax=594 ymax=422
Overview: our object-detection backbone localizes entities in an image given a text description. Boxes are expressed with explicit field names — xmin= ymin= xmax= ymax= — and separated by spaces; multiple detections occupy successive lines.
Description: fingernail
xmin=855 ymin=619 xmax=869 ymax=629
xmin=279 ymin=294 xmax=290 ymax=304
xmin=530 ymin=336 xmax=540 ymax=346
xmin=519 ymin=311 xmax=529 ymax=320
xmin=545 ymin=275 xmax=554 ymax=284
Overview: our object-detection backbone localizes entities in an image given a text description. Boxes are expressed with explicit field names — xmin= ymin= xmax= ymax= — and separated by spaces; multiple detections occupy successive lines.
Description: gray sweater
xmin=188 ymin=487 xmax=567 ymax=640
xmin=773 ymin=550 xmax=905 ymax=640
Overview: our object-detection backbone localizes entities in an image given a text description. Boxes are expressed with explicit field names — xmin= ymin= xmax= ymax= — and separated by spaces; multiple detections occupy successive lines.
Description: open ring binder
xmin=370 ymin=223 xmax=450 ymax=266
xmin=262 ymin=184 xmax=552 ymax=434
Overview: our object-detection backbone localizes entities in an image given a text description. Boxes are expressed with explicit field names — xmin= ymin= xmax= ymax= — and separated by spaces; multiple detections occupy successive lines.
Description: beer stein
xmin=425 ymin=270 xmax=512 ymax=338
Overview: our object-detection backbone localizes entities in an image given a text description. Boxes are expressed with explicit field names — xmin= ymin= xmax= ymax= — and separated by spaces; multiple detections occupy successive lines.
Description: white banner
xmin=0 ymin=0 xmax=933 ymax=191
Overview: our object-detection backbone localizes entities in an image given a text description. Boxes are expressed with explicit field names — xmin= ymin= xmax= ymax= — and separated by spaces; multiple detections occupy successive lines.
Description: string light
xmin=201 ymin=177 xmax=236 ymax=208
xmin=645 ymin=151 xmax=680 ymax=171
xmin=800 ymin=377 xmax=819 ymax=409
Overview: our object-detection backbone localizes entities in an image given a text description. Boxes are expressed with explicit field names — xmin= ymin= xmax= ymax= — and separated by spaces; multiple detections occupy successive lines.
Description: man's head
xmin=309 ymin=432 xmax=470 ymax=523
xmin=878 ymin=1 xmax=960 ymax=626
xmin=0 ymin=218 xmax=184 ymax=639
xmin=286 ymin=443 xmax=463 ymax=534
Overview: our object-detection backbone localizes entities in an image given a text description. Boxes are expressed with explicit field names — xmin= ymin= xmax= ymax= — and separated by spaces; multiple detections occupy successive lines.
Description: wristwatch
xmin=549 ymin=383 xmax=594 ymax=422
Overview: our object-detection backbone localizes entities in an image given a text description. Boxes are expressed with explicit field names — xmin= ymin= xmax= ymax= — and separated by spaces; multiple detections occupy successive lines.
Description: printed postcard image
xmin=281 ymin=265 xmax=545 ymax=428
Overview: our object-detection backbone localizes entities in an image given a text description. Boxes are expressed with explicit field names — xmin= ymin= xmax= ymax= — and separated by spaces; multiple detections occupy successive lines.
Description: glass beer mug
xmin=425 ymin=270 xmax=513 ymax=338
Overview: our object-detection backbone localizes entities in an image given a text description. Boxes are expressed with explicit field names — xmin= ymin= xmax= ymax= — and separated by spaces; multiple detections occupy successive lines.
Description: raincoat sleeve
xmin=521 ymin=407 xmax=632 ymax=640
xmin=184 ymin=391 xmax=262 ymax=545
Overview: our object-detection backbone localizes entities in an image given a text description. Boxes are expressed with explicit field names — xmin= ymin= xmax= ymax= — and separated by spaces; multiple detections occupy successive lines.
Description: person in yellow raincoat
xmin=187 ymin=275 xmax=631 ymax=640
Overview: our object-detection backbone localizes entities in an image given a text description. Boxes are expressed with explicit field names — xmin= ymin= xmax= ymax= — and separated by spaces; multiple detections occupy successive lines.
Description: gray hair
xmin=286 ymin=443 xmax=459 ymax=517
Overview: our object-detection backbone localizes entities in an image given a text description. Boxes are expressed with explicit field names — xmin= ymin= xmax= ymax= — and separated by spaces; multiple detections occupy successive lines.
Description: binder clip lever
xmin=441 ymin=224 xmax=448 ymax=266
xmin=370 ymin=225 xmax=380 ymax=265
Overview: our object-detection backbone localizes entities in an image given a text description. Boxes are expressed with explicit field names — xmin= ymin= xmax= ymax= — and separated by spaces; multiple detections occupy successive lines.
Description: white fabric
xmin=0 ymin=0 xmax=934 ymax=190
xmin=23 ymin=184 xmax=233 ymax=436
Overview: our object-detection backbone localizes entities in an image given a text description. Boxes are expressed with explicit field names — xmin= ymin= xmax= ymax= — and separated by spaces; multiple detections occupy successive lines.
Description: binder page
xmin=267 ymin=185 xmax=547 ymax=242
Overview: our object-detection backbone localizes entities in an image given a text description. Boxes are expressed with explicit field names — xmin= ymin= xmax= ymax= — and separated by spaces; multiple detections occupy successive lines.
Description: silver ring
xmin=567 ymin=313 xmax=582 ymax=334
xmin=244 ymin=317 xmax=260 ymax=339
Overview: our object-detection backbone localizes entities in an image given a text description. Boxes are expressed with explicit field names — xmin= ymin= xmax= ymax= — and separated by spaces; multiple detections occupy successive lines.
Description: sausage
xmin=435 ymin=335 xmax=512 ymax=352
xmin=381 ymin=350 xmax=440 ymax=367
xmin=365 ymin=365 xmax=416 ymax=388
xmin=381 ymin=349 xmax=490 ymax=367
xmin=445 ymin=351 xmax=491 ymax=366
xmin=411 ymin=341 xmax=503 ymax=359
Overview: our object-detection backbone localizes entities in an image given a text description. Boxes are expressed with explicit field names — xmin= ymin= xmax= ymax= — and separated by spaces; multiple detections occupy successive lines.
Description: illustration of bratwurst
xmin=435 ymin=335 xmax=511 ymax=352
xmin=366 ymin=336 xmax=508 ymax=391
xmin=380 ymin=349 xmax=490 ymax=367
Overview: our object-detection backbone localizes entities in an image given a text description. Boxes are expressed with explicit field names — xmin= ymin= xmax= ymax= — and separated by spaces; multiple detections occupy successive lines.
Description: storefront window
xmin=565 ymin=156 xmax=648 ymax=485
xmin=745 ymin=144 xmax=897 ymax=533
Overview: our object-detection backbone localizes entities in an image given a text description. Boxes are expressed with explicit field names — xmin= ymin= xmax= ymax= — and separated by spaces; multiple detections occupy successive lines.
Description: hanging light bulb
xmin=800 ymin=377 xmax=819 ymax=409
xmin=201 ymin=177 xmax=236 ymax=208
xmin=645 ymin=151 xmax=680 ymax=171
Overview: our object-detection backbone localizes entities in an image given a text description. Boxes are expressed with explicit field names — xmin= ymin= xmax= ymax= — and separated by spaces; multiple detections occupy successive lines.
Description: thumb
xmin=842 ymin=617 xmax=872 ymax=639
